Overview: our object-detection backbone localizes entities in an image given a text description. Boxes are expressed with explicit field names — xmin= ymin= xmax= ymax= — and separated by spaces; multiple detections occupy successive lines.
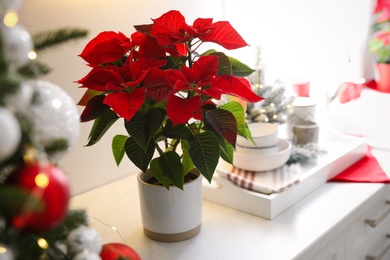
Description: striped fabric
xmin=217 ymin=164 xmax=301 ymax=195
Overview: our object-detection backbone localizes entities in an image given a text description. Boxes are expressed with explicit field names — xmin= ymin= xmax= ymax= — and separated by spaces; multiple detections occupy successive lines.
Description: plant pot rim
xmin=137 ymin=168 xmax=201 ymax=189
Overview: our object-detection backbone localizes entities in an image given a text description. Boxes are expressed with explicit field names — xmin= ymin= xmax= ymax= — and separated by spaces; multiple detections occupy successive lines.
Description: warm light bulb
xmin=3 ymin=10 xmax=18 ymax=27
xmin=273 ymin=115 xmax=278 ymax=119
xmin=28 ymin=50 xmax=37 ymax=60
xmin=270 ymin=103 xmax=275 ymax=107
xmin=37 ymin=238 xmax=49 ymax=249
xmin=0 ymin=246 xmax=7 ymax=254
xmin=35 ymin=173 xmax=49 ymax=188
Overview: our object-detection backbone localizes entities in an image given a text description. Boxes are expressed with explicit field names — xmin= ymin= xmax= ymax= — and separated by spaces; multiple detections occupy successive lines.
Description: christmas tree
xmin=0 ymin=2 xmax=140 ymax=259
xmin=245 ymin=47 xmax=295 ymax=125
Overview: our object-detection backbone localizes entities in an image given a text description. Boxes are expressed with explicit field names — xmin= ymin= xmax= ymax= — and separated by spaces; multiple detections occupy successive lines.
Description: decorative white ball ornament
xmin=0 ymin=25 xmax=33 ymax=67
xmin=26 ymin=80 xmax=79 ymax=162
xmin=73 ymin=250 xmax=102 ymax=260
xmin=67 ymin=226 xmax=102 ymax=257
xmin=0 ymin=107 xmax=21 ymax=163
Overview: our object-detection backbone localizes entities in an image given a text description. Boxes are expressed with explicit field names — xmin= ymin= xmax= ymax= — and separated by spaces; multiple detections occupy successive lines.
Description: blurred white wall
xmin=18 ymin=0 xmax=374 ymax=195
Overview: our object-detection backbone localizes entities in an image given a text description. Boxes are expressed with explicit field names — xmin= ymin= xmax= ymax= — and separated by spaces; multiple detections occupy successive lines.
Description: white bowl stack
xmin=234 ymin=123 xmax=292 ymax=171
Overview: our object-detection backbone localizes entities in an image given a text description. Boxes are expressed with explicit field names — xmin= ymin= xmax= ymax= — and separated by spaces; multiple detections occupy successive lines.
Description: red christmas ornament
xmin=100 ymin=243 xmax=141 ymax=260
xmin=8 ymin=161 xmax=70 ymax=232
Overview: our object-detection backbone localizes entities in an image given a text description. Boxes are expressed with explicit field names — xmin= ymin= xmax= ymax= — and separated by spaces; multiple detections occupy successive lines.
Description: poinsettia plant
xmin=77 ymin=10 xmax=263 ymax=189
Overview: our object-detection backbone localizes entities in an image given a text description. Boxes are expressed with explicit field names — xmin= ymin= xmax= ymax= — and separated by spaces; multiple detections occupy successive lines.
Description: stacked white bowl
xmin=234 ymin=123 xmax=292 ymax=171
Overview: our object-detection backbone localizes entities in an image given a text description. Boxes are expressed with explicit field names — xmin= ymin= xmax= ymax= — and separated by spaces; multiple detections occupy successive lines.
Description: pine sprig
xmin=247 ymin=83 xmax=295 ymax=124
xmin=18 ymin=61 xmax=51 ymax=78
xmin=33 ymin=28 xmax=88 ymax=51
xmin=15 ymin=28 xmax=88 ymax=78
xmin=44 ymin=138 xmax=69 ymax=157
xmin=0 ymin=33 xmax=7 ymax=73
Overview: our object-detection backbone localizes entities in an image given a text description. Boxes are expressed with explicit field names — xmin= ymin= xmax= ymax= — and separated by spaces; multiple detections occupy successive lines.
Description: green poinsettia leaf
xmin=188 ymin=132 xmax=219 ymax=183
xmin=77 ymin=89 xmax=102 ymax=106
xmin=125 ymin=137 xmax=155 ymax=172
xmin=161 ymin=119 xmax=192 ymax=139
xmin=229 ymin=56 xmax=255 ymax=77
xmin=244 ymin=123 xmax=255 ymax=142
xmin=80 ymin=95 xmax=110 ymax=122
xmin=221 ymin=101 xmax=250 ymax=138
xmin=181 ymin=139 xmax=194 ymax=175
xmin=112 ymin=135 xmax=128 ymax=166
xmin=150 ymin=151 xmax=184 ymax=189
xmin=205 ymin=108 xmax=237 ymax=147
xmin=156 ymin=151 xmax=184 ymax=189
xmin=125 ymin=109 xmax=163 ymax=151
xmin=220 ymin=141 xmax=234 ymax=163
xmin=201 ymin=49 xmax=217 ymax=56
xmin=86 ymin=109 xmax=119 ymax=146
xmin=203 ymin=121 xmax=234 ymax=164
xmin=149 ymin=158 xmax=171 ymax=188
xmin=215 ymin=134 xmax=234 ymax=164
xmin=164 ymin=55 xmax=185 ymax=70
xmin=210 ymin=52 xmax=232 ymax=76
xmin=222 ymin=102 xmax=254 ymax=144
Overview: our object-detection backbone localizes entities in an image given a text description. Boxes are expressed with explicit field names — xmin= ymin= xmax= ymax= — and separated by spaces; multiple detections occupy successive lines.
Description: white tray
xmin=202 ymin=128 xmax=367 ymax=219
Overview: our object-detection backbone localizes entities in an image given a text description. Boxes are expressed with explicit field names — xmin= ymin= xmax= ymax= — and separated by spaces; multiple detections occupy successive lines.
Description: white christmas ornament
xmin=73 ymin=250 xmax=102 ymax=260
xmin=67 ymin=226 xmax=102 ymax=257
xmin=0 ymin=107 xmax=21 ymax=163
xmin=0 ymin=24 xmax=33 ymax=67
xmin=26 ymin=80 xmax=79 ymax=162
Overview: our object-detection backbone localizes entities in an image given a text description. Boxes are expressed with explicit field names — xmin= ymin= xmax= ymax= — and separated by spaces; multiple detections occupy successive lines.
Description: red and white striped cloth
xmin=217 ymin=164 xmax=301 ymax=195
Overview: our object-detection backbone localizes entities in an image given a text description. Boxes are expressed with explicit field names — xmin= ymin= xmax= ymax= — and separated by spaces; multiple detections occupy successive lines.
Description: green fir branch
xmin=33 ymin=28 xmax=88 ymax=51
xmin=18 ymin=61 xmax=51 ymax=78
xmin=0 ymin=33 xmax=7 ymax=73
xmin=44 ymin=138 xmax=69 ymax=156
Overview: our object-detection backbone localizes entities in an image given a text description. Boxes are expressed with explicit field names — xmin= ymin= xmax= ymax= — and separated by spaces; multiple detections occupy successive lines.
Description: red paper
xmin=329 ymin=146 xmax=389 ymax=183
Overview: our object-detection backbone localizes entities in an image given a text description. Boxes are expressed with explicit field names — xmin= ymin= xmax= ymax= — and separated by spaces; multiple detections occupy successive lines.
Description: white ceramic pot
xmin=137 ymin=169 xmax=202 ymax=242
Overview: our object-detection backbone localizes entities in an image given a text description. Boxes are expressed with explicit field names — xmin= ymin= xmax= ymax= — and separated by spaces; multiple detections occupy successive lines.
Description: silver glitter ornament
xmin=67 ymin=226 xmax=102 ymax=257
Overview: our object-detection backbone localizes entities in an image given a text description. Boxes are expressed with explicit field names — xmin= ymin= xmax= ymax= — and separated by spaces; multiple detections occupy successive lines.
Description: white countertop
xmin=70 ymin=148 xmax=390 ymax=260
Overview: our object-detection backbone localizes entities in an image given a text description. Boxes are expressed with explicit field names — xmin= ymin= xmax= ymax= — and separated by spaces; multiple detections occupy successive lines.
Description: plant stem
xmin=187 ymin=40 xmax=193 ymax=68
xmin=170 ymin=139 xmax=180 ymax=152
xmin=156 ymin=143 xmax=164 ymax=155
xmin=190 ymin=39 xmax=202 ymax=54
